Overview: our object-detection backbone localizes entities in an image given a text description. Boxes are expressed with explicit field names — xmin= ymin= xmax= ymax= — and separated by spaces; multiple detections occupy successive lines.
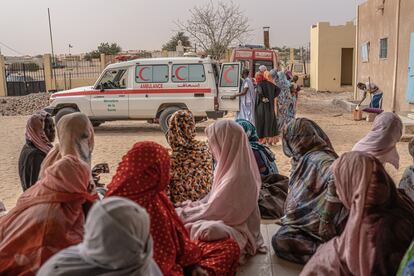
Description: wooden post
xmin=0 ymin=55 xmax=7 ymax=96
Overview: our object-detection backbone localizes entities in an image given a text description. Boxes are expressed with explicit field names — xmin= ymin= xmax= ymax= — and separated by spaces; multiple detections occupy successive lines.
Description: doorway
xmin=341 ymin=48 xmax=354 ymax=86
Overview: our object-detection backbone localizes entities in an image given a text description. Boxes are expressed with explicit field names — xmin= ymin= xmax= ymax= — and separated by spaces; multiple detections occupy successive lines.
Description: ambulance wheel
xmin=55 ymin=107 xmax=78 ymax=124
xmin=159 ymin=106 xmax=181 ymax=133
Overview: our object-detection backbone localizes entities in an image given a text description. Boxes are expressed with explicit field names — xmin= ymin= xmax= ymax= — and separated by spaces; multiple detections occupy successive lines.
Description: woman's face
xmin=44 ymin=116 xmax=56 ymax=142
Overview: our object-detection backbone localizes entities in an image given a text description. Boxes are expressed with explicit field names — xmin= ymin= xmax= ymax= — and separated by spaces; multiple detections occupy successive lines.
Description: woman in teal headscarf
xmin=236 ymin=119 xmax=278 ymax=177
xmin=275 ymin=70 xmax=296 ymax=132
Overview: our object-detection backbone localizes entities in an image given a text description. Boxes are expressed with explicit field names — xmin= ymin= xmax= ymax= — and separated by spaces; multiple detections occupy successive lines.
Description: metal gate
xmin=5 ymin=64 xmax=46 ymax=96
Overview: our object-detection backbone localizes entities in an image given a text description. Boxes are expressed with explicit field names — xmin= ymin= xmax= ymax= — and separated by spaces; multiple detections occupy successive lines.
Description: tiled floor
xmin=237 ymin=224 xmax=303 ymax=276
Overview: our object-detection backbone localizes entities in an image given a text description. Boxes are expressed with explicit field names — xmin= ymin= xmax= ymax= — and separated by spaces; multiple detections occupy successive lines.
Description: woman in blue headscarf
xmin=275 ymin=70 xmax=296 ymax=132
xmin=236 ymin=119 xmax=279 ymax=177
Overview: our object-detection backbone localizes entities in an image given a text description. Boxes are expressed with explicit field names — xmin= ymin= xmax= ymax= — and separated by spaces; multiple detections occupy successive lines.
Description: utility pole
xmin=48 ymin=8 xmax=57 ymax=90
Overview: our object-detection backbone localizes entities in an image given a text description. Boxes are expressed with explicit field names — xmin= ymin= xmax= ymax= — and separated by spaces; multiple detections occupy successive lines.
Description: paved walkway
xmin=237 ymin=224 xmax=303 ymax=275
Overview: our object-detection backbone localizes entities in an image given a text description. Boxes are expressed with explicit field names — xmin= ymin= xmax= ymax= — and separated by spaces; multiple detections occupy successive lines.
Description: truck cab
xmin=46 ymin=57 xmax=241 ymax=132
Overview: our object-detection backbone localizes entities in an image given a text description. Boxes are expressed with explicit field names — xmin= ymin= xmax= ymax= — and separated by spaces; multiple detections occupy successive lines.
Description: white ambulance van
xmin=46 ymin=57 xmax=241 ymax=132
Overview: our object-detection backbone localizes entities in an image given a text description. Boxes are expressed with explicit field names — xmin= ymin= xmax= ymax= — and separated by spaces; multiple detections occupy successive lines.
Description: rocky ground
xmin=0 ymin=93 xmax=50 ymax=116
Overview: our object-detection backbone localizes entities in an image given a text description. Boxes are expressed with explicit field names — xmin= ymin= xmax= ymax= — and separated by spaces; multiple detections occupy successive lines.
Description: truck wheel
xmin=159 ymin=106 xmax=181 ymax=133
xmin=55 ymin=107 xmax=78 ymax=124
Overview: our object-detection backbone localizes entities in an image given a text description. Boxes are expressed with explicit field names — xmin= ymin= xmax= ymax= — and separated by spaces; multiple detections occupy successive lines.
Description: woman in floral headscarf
xmin=106 ymin=142 xmax=240 ymax=275
xmin=18 ymin=111 xmax=55 ymax=191
xmin=166 ymin=110 xmax=213 ymax=205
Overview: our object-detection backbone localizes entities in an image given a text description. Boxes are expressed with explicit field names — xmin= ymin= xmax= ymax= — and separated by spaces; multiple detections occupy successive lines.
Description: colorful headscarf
xmin=301 ymin=152 xmax=414 ymax=276
xmin=352 ymin=112 xmax=402 ymax=169
xmin=40 ymin=112 xmax=95 ymax=178
xmin=236 ymin=119 xmax=278 ymax=175
xmin=25 ymin=111 xmax=53 ymax=154
xmin=255 ymin=72 xmax=264 ymax=84
xmin=38 ymin=197 xmax=162 ymax=276
xmin=176 ymin=120 xmax=265 ymax=260
xmin=277 ymin=71 xmax=291 ymax=90
xmin=166 ymin=110 xmax=213 ymax=203
xmin=259 ymin=65 xmax=267 ymax=72
xmin=106 ymin=142 xmax=202 ymax=275
xmin=0 ymin=155 xmax=94 ymax=275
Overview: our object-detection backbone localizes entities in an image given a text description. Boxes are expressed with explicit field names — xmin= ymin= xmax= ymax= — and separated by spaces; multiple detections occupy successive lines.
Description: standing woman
xmin=18 ymin=111 xmax=55 ymax=191
xmin=166 ymin=110 xmax=213 ymax=205
xmin=276 ymin=71 xmax=296 ymax=132
xmin=254 ymin=71 xmax=280 ymax=144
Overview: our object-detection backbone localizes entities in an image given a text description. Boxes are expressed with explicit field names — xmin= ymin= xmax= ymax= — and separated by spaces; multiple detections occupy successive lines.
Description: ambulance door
xmin=218 ymin=62 xmax=241 ymax=112
xmin=91 ymin=68 xmax=130 ymax=118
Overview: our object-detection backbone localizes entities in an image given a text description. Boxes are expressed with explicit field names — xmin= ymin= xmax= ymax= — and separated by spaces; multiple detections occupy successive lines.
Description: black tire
xmin=159 ymin=106 xmax=182 ymax=133
xmin=55 ymin=107 xmax=78 ymax=124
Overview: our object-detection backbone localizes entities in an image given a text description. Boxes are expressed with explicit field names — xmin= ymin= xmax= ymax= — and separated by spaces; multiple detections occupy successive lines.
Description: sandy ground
xmin=0 ymin=90 xmax=410 ymax=210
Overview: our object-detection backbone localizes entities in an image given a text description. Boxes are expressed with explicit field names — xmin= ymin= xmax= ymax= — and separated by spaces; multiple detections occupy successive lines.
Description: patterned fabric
xmin=166 ymin=110 xmax=213 ymax=204
xmin=276 ymin=71 xmax=296 ymax=132
xmin=106 ymin=142 xmax=240 ymax=276
xmin=272 ymin=118 xmax=347 ymax=264
xmin=398 ymin=241 xmax=414 ymax=276
xmin=25 ymin=111 xmax=53 ymax=154
xmin=0 ymin=155 xmax=95 ymax=275
xmin=236 ymin=119 xmax=278 ymax=177
xmin=400 ymin=165 xmax=414 ymax=202
xmin=301 ymin=152 xmax=414 ymax=276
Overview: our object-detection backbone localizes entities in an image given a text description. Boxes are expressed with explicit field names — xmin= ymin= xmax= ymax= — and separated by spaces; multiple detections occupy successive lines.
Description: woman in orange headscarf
xmin=106 ymin=142 xmax=240 ymax=276
xmin=0 ymin=155 xmax=95 ymax=275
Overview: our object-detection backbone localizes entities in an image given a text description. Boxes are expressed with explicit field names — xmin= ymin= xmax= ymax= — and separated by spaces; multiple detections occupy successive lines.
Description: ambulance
xmin=45 ymin=57 xmax=241 ymax=132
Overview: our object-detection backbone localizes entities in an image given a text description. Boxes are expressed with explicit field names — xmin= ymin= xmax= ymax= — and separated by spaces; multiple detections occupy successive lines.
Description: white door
xmin=218 ymin=62 xmax=241 ymax=112
xmin=91 ymin=68 xmax=129 ymax=119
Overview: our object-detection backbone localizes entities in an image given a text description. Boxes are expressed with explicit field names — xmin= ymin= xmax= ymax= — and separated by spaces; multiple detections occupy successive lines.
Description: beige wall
xmin=0 ymin=55 xmax=7 ymax=97
xmin=310 ymin=22 xmax=356 ymax=92
xmin=357 ymin=0 xmax=414 ymax=112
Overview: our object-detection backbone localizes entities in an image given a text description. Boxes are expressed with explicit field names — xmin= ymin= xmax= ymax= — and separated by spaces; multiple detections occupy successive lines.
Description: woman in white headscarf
xmin=38 ymin=197 xmax=162 ymax=276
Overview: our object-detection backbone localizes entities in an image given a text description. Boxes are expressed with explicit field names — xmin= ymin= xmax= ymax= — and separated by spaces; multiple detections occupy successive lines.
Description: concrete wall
xmin=310 ymin=21 xmax=356 ymax=92
xmin=357 ymin=0 xmax=414 ymax=112
xmin=0 ymin=56 xmax=7 ymax=97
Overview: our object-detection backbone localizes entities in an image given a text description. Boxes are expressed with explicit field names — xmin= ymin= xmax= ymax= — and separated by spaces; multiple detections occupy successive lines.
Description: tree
xmin=162 ymin=32 xmax=192 ymax=51
xmin=84 ymin=42 xmax=122 ymax=61
xmin=177 ymin=1 xmax=251 ymax=60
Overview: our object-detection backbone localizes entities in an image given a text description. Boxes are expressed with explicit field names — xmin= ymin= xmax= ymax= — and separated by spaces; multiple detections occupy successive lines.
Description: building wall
xmin=310 ymin=22 xmax=356 ymax=92
xmin=357 ymin=0 xmax=414 ymax=112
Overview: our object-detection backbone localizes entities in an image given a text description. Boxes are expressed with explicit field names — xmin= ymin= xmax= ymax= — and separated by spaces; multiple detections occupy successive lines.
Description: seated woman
xmin=272 ymin=118 xmax=347 ymax=264
xmin=39 ymin=112 xmax=95 ymax=177
xmin=18 ymin=111 xmax=55 ymax=191
xmin=176 ymin=120 xmax=265 ymax=263
xmin=38 ymin=197 xmax=162 ymax=276
xmin=301 ymin=152 xmax=414 ymax=276
xmin=352 ymin=112 xmax=402 ymax=169
xmin=166 ymin=110 xmax=213 ymax=205
xmin=106 ymin=141 xmax=240 ymax=275
xmin=0 ymin=155 xmax=95 ymax=275
xmin=236 ymin=118 xmax=278 ymax=177
xmin=399 ymin=138 xmax=414 ymax=201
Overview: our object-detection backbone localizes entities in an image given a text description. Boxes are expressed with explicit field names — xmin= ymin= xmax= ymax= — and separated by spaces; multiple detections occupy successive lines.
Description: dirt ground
xmin=0 ymin=90 xmax=410 ymax=210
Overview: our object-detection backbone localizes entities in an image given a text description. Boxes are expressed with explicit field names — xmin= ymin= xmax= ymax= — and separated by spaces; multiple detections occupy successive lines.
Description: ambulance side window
xmin=96 ymin=69 xmax=128 ymax=90
xmin=136 ymin=65 xmax=169 ymax=83
xmin=172 ymin=64 xmax=206 ymax=82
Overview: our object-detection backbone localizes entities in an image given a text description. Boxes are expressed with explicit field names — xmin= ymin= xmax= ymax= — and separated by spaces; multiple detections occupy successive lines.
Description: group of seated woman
xmin=1 ymin=108 xmax=414 ymax=275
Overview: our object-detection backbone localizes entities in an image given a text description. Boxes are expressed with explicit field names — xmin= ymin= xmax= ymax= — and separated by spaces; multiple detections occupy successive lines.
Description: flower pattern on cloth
xmin=166 ymin=110 xmax=213 ymax=204
xmin=106 ymin=142 xmax=240 ymax=276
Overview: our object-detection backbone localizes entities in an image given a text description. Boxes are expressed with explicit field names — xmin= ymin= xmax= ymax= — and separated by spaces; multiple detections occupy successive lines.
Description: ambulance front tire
xmin=159 ymin=106 xmax=181 ymax=133
xmin=55 ymin=107 xmax=78 ymax=124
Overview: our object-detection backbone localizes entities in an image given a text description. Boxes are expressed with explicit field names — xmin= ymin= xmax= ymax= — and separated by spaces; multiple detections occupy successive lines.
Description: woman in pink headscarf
xmin=18 ymin=111 xmax=55 ymax=191
xmin=352 ymin=112 xmax=402 ymax=169
xmin=176 ymin=120 xmax=266 ymax=263
xmin=300 ymin=151 xmax=414 ymax=276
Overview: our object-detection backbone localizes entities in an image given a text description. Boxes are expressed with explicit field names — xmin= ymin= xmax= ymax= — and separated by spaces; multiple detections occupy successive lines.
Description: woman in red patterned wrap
xmin=106 ymin=141 xmax=240 ymax=276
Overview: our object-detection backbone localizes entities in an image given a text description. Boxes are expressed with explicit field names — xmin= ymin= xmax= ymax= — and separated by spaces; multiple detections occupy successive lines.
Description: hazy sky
xmin=0 ymin=0 xmax=366 ymax=56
